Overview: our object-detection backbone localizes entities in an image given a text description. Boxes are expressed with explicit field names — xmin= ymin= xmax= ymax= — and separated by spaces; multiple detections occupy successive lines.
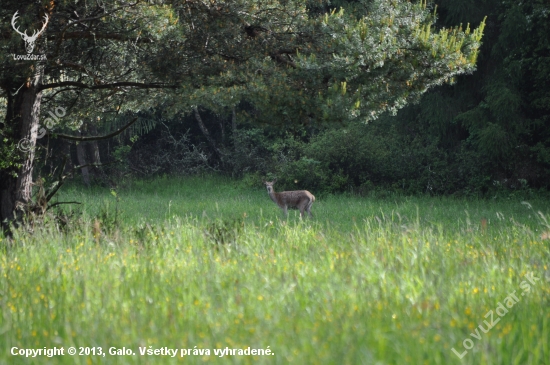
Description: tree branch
xmin=38 ymin=81 xmax=175 ymax=92
xmin=51 ymin=2 xmax=143 ymax=55
xmin=73 ymin=161 xmax=117 ymax=170
xmin=50 ymin=31 xmax=154 ymax=42
xmin=270 ymin=49 xmax=297 ymax=68
xmin=48 ymin=201 xmax=82 ymax=209
xmin=52 ymin=117 xmax=138 ymax=142
xmin=45 ymin=155 xmax=68 ymax=203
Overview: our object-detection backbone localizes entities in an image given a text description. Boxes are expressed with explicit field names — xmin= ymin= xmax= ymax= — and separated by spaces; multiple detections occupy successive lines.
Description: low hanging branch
xmin=73 ymin=161 xmax=117 ymax=170
xmin=52 ymin=117 xmax=138 ymax=142
xmin=45 ymin=155 xmax=68 ymax=203
xmin=38 ymin=82 xmax=175 ymax=92
xmin=44 ymin=156 xmax=81 ymax=211
xmin=48 ymin=201 xmax=82 ymax=209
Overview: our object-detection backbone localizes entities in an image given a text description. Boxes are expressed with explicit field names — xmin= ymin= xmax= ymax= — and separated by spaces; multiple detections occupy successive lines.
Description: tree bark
xmin=194 ymin=107 xmax=223 ymax=160
xmin=231 ymin=107 xmax=238 ymax=151
xmin=0 ymin=64 xmax=44 ymax=233
xmin=76 ymin=140 xmax=90 ymax=187
xmin=219 ymin=117 xmax=225 ymax=145
xmin=85 ymin=123 xmax=106 ymax=183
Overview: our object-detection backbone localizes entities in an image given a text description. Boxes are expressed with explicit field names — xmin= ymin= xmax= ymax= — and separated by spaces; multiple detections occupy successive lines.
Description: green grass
xmin=1 ymin=176 xmax=549 ymax=364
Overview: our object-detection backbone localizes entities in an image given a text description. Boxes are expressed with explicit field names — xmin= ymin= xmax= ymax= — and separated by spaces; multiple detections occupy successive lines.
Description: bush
xmin=129 ymin=127 xmax=214 ymax=176
xmin=274 ymin=122 xmax=453 ymax=195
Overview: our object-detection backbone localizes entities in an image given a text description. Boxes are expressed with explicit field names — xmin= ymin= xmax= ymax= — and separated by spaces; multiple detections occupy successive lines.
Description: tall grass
xmin=1 ymin=176 xmax=549 ymax=364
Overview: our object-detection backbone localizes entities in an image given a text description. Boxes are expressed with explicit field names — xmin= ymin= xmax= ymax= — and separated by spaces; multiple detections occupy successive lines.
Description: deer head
xmin=12 ymin=11 xmax=49 ymax=54
xmin=263 ymin=178 xmax=277 ymax=193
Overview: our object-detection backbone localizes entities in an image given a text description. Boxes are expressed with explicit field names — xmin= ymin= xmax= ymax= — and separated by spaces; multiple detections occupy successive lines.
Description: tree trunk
xmin=0 ymin=65 xmax=44 ymax=233
xmin=86 ymin=123 xmax=106 ymax=184
xmin=62 ymin=140 xmax=75 ymax=177
xmin=232 ymin=107 xmax=238 ymax=151
xmin=194 ymin=107 xmax=223 ymax=160
xmin=87 ymin=141 xmax=103 ymax=178
xmin=76 ymin=140 xmax=90 ymax=187
xmin=219 ymin=117 xmax=225 ymax=145
xmin=0 ymin=174 xmax=17 ymax=234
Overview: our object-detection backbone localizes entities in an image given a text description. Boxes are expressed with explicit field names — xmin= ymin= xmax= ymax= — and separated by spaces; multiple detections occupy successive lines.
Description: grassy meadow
xmin=1 ymin=176 xmax=549 ymax=364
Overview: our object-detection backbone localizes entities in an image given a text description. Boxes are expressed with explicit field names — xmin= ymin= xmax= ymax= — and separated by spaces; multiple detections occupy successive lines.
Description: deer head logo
xmin=12 ymin=11 xmax=49 ymax=54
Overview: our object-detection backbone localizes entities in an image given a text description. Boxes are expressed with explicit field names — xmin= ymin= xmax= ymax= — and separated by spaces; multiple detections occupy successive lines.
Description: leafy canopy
xmin=173 ymin=0 xmax=486 ymax=125
xmin=0 ymin=0 xmax=485 ymax=128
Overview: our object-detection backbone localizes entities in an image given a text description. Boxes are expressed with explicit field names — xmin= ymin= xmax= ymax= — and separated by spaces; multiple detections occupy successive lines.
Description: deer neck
xmin=268 ymin=191 xmax=281 ymax=205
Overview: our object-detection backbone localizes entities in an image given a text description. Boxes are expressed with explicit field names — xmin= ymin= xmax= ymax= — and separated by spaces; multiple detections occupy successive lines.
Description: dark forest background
xmin=38 ymin=0 xmax=550 ymax=197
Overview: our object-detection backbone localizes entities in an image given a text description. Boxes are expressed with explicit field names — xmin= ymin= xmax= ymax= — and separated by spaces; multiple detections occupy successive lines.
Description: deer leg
xmin=297 ymin=202 xmax=306 ymax=219
xmin=306 ymin=201 xmax=314 ymax=218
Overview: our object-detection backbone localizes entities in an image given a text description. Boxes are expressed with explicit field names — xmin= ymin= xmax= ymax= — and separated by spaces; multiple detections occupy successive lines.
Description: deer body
xmin=264 ymin=180 xmax=315 ymax=218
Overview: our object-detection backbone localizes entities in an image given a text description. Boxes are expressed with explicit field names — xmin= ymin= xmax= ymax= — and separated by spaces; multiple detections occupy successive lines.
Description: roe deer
xmin=263 ymin=179 xmax=315 ymax=218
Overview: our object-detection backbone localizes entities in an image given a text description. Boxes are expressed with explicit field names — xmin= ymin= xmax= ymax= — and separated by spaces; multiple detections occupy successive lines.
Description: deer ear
xmin=272 ymin=178 xmax=277 ymax=183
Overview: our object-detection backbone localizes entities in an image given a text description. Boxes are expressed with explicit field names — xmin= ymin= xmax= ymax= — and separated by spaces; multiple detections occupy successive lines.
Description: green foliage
xmin=317 ymin=0 xmax=550 ymax=194
xmin=0 ymin=137 xmax=21 ymax=175
xmin=174 ymin=0 xmax=485 ymax=126
xmin=267 ymin=122 xmax=446 ymax=195
xmin=113 ymin=144 xmax=133 ymax=165
xmin=228 ymin=128 xmax=274 ymax=177
xmin=218 ymin=117 xmax=497 ymax=195
xmin=448 ymin=0 xmax=549 ymax=188
xmin=1 ymin=0 xmax=490 ymax=206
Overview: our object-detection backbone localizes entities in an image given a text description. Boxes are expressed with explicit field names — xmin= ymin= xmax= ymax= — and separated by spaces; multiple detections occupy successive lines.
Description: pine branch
xmin=38 ymin=81 xmax=175 ymax=92
xmin=52 ymin=117 xmax=138 ymax=142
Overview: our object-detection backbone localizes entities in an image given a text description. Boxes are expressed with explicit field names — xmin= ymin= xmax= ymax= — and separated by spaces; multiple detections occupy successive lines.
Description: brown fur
xmin=263 ymin=180 xmax=315 ymax=218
